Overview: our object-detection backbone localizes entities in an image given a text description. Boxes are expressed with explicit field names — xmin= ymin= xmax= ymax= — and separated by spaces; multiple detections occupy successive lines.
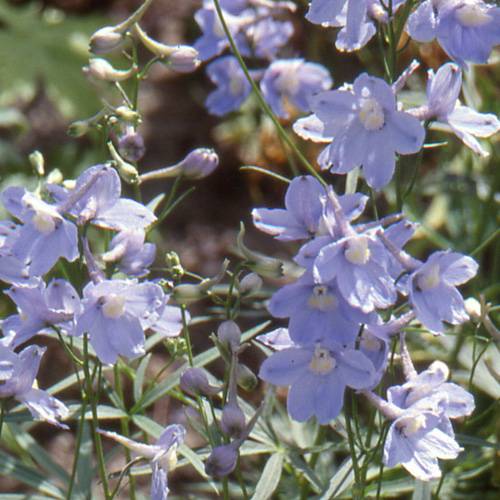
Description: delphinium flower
xmin=407 ymin=0 xmax=500 ymax=66
xmin=259 ymin=339 xmax=377 ymax=423
xmin=260 ymin=59 xmax=332 ymax=119
xmin=75 ymin=279 xmax=165 ymax=364
xmin=306 ymin=0 xmax=408 ymax=52
xmin=246 ymin=15 xmax=294 ymax=59
xmin=268 ymin=270 xmax=375 ymax=345
xmin=410 ymin=62 xmax=500 ymax=157
xmin=205 ymin=56 xmax=252 ymax=115
xmin=101 ymin=228 xmax=156 ymax=277
xmin=252 ymin=175 xmax=367 ymax=241
xmin=1 ymin=186 xmax=79 ymax=277
xmin=307 ymin=73 xmax=425 ymax=189
xmin=2 ymin=278 xmax=80 ymax=348
xmin=363 ymin=340 xmax=474 ymax=481
xmin=0 ymin=221 xmax=31 ymax=284
xmin=0 ymin=344 xmax=69 ymax=427
xmin=49 ymin=164 xmax=156 ymax=231
xmin=380 ymin=232 xmax=478 ymax=333
xmin=99 ymin=424 xmax=186 ymax=499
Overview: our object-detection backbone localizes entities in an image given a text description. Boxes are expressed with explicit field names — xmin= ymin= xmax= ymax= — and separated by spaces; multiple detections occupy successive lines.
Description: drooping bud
xmin=217 ymin=321 xmax=241 ymax=351
xmin=89 ymin=26 xmax=125 ymax=54
xmin=118 ymin=131 xmax=145 ymax=162
xmin=115 ymin=106 xmax=141 ymax=123
xmin=180 ymin=368 xmax=219 ymax=397
xmin=133 ymin=24 xmax=200 ymax=73
xmin=29 ymin=150 xmax=45 ymax=176
xmin=67 ymin=120 xmax=91 ymax=138
xmin=46 ymin=168 xmax=63 ymax=185
xmin=179 ymin=148 xmax=219 ymax=180
xmin=238 ymin=272 xmax=263 ymax=295
xmin=205 ymin=444 xmax=239 ymax=478
xmin=168 ymin=45 xmax=200 ymax=73
xmin=221 ymin=402 xmax=246 ymax=438
xmin=108 ymin=142 xmax=139 ymax=184
xmin=84 ymin=58 xmax=136 ymax=82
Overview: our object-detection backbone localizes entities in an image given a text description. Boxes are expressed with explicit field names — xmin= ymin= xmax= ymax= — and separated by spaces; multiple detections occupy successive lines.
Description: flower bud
xmin=221 ymin=402 xmax=246 ymax=438
xmin=236 ymin=364 xmax=258 ymax=391
xmin=464 ymin=297 xmax=481 ymax=321
xmin=68 ymin=120 xmax=91 ymax=137
xmin=118 ymin=131 xmax=145 ymax=162
xmin=29 ymin=150 xmax=44 ymax=176
xmin=205 ymin=444 xmax=238 ymax=478
xmin=180 ymin=368 xmax=219 ymax=397
xmin=168 ymin=45 xmax=200 ymax=73
xmin=217 ymin=321 xmax=241 ymax=351
xmin=179 ymin=148 xmax=219 ymax=180
xmin=239 ymin=272 xmax=263 ymax=295
xmin=85 ymin=58 xmax=136 ymax=82
xmin=46 ymin=168 xmax=63 ymax=185
xmin=108 ymin=142 xmax=139 ymax=184
xmin=89 ymin=26 xmax=124 ymax=54
xmin=115 ymin=106 xmax=141 ymax=123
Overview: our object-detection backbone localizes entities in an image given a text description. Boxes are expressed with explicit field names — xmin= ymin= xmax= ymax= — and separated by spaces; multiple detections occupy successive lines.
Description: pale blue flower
xmin=76 ymin=279 xmax=165 ymax=364
xmin=260 ymin=59 xmax=332 ymax=119
xmin=259 ymin=340 xmax=376 ymax=423
xmin=0 ymin=345 xmax=69 ymax=427
xmin=309 ymin=73 xmax=425 ymax=189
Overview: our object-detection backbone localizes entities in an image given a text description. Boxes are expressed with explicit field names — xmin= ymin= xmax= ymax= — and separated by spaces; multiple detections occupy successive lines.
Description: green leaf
xmin=133 ymin=353 xmax=152 ymax=403
xmin=133 ymin=321 xmax=270 ymax=411
xmin=318 ymin=457 xmax=354 ymax=499
xmin=251 ymin=453 xmax=284 ymax=500
xmin=66 ymin=404 xmax=128 ymax=420
xmin=0 ymin=450 xmax=65 ymax=498
xmin=455 ymin=433 xmax=500 ymax=450
xmin=286 ymin=452 xmax=323 ymax=494
xmin=7 ymin=423 xmax=70 ymax=486
xmin=74 ymin=420 xmax=93 ymax=499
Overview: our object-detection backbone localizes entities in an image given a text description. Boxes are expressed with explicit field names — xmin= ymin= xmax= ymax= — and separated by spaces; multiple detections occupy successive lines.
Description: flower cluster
xmin=253 ymin=175 xmax=477 ymax=479
xmin=195 ymin=0 xmax=333 ymax=118
xmin=0 ymin=164 xmax=185 ymax=424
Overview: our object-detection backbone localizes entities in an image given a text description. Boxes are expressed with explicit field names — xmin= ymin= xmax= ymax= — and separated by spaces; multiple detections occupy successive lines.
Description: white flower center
xmin=309 ymin=345 xmax=336 ymax=375
xmin=358 ymin=98 xmax=385 ymax=131
xmin=32 ymin=212 xmax=57 ymax=234
xmin=308 ymin=285 xmax=338 ymax=311
xmin=456 ymin=3 xmax=492 ymax=27
xmin=345 ymin=236 xmax=371 ymax=265
xmin=274 ymin=63 xmax=301 ymax=96
xmin=229 ymin=76 xmax=245 ymax=96
xmin=102 ymin=294 xmax=126 ymax=319
xmin=399 ymin=414 xmax=427 ymax=436
xmin=416 ymin=263 xmax=440 ymax=291
xmin=360 ymin=331 xmax=381 ymax=352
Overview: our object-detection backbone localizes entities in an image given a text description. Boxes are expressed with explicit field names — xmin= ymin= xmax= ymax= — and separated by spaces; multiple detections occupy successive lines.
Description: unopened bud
xmin=118 ymin=131 xmax=145 ymax=162
xmin=115 ymin=106 xmax=141 ymax=123
xmin=29 ymin=150 xmax=45 ymax=176
xmin=108 ymin=142 xmax=139 ymax=184
xmin=221 ymin=402 xmax=246 ymax=438
xmin=239 ymin=273 xmax=263 ymax=295
xmin=173 ymin=283 xmax=207 ymax=304
xmin=85 ymin=58 xmax=136 ymax=82
xmin=89 ymin=26 xmax=124 ymax=54
xmin=236 ymin=364 xmax=258 ymax=391
xmin=217 ymin=321 xmax=241 ymax=351
xmin=68 ymin=120 xmax=90 ymax=137
xmin=180 ymin=368 xmax=219 ymax=397
xmin=180 ymin=148 xmax=219 ymax=180
xmin=205 ymin=444 xmax=238 ymax=478
xmin=464 ymin=297 xmax=481 ymax=321
xmin=168 ymin=45 xmax=200 ymax=73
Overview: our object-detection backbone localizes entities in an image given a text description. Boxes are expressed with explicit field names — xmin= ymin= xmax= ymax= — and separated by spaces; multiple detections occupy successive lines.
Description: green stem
xmin=114 ymin=364 xmax=137 ymax=500
xmin=345 ymin=413 xmax=362 ymax=499
xmin=83 ymin=335 xmax=111 ymax=499
xmin=212 ymin=0 xmax=324 ymax=185
xmin=66 ymin=397 xmax=87 ymax=500
xmin=0 ymin=401 xmax=5 ymax=441
xmin=470 ymin=228 xmax=499 ymax=257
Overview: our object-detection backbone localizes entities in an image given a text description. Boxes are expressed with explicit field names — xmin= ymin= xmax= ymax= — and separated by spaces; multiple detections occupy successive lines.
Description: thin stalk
xmin=66 ymin=398 xmax=87 ymax=500
xmin=83 ymin=335 xmax=111 ymax=499
xmin=0 ymin=401 xmax=5 ymax=440
xmin=212 ymin=0 xmax=324 ymax=185
xmin=345 ymin=414 xmax=362 ymax=499
xmin=114 ymin=364 xmax=137 ymax=500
